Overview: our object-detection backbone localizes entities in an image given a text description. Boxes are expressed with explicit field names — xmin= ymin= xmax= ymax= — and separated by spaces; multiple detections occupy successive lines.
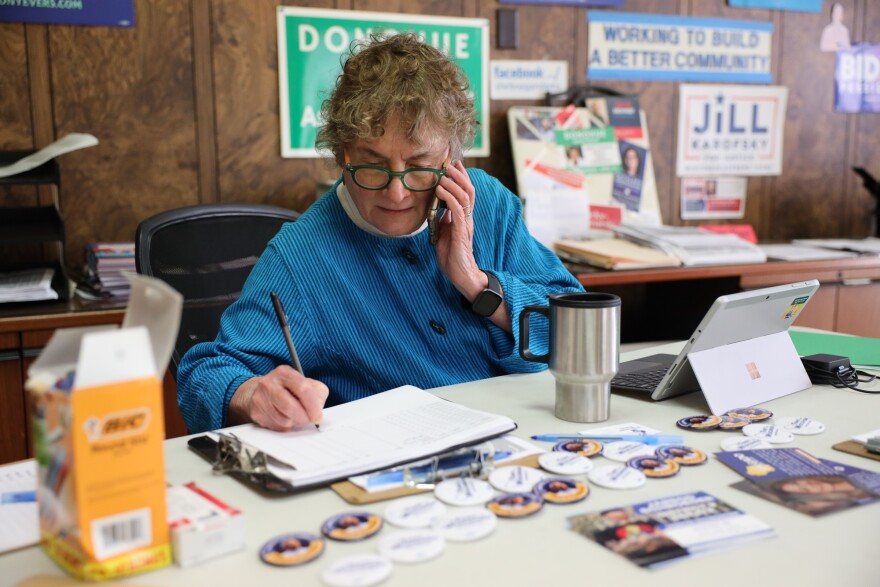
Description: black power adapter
xmin=801 ymin=353 xmax=878 ymax=393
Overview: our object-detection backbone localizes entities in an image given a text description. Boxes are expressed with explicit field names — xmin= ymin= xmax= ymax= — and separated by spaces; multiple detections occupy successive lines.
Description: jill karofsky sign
xmin=277 ymin=7 xmax=489 ymax=158
xmin=677 ymin=84 xmax=788 ymax=177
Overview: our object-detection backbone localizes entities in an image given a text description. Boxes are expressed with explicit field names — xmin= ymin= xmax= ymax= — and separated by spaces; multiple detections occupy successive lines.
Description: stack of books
xmin=612 ymin=223 xmax=766 ymax=266
xmin=81 ymin=242 xmax=135 ymax=299
xmin=555 ymin=238 xmax=681 ymax=270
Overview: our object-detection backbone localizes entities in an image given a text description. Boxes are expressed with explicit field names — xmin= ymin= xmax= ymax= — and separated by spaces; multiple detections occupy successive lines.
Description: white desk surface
xmin=2 ymin=342 xmax=879 ymax=587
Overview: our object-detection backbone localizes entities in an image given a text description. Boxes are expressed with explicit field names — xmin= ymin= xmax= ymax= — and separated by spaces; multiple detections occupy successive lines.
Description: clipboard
xmin=187 ymin=428 xmax=525 ymax=500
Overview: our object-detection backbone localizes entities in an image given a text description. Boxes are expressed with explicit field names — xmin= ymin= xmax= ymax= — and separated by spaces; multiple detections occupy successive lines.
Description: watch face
xmin=472 ymin=289 xmax=502 ymax=317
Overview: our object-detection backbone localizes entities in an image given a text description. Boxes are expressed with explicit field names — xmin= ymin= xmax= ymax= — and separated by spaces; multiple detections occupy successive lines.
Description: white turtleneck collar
xmin=335 ymin=180 xmax=428 ymax=239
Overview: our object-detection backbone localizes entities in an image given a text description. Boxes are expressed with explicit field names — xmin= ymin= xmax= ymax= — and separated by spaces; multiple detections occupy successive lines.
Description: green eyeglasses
xmin=344 ymin=147 xmax=451 ymax=192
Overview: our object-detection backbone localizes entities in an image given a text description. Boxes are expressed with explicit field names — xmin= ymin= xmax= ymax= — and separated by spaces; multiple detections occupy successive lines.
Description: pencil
xmin=270 ymin=291 xmax=319 ymax=430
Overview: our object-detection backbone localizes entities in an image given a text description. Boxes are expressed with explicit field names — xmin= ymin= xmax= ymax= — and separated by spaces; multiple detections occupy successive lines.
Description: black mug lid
xmin=548 ymin=292 xmax=621 ymax=308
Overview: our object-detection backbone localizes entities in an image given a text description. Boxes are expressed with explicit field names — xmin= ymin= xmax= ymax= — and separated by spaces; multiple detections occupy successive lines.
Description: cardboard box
xmin=167 ymin=482 xmax=245 ymax=568
xmin=27 ymin=275 xmax=182 ymax=581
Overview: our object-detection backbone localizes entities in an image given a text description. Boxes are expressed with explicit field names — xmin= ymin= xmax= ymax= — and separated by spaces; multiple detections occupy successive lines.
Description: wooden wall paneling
xmin=473 ymin=1 xmax=578 ymax=192
xmin=836 ymin=282 xmax=880 ymax=337
xmin=212 ymin=0 xmax=336 ymax=215
xmin=850 ymin=0 xmax=880 ymax=237
xmin=0 ymin=23 xmax=39 ymax=209
xmin=0 ymin=350 xmax=26 ymax=465
xmin=47 ymin=1 xmax=200 ymax=277
xmin=771 ymin=1 xmax=857 ymax=241
xmin=192 ymin=0 xmax=219 ymax=204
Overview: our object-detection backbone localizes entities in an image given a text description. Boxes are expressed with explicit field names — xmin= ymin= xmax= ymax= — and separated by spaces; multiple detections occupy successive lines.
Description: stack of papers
xmin=791 ymin=238 xmax=880 ymax=255
xmin=226 ymin=386 xmax=517 ymax=490
xmin=613 ymin=223 xmax=766 ymax=266
xmin=555 ymin=238 xmax=681 ymax=270
xmin=759 ymin=244 xmax=858 ymax=261
xmin=0 ymin=268 xmax=58 ymax=303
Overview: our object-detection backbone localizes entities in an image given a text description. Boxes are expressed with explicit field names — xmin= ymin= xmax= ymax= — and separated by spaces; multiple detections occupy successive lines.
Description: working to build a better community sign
xmin=587 ymin=11 xmax=772 ymax=83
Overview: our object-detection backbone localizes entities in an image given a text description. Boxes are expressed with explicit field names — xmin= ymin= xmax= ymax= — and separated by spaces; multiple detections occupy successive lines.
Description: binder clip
xmin=188 ymin=432 xmax=295 ymax=494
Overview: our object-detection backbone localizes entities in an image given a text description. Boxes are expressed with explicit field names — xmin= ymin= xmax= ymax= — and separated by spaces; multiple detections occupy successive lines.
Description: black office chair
xmin=135 ymin=203 xmax=300 ymax=378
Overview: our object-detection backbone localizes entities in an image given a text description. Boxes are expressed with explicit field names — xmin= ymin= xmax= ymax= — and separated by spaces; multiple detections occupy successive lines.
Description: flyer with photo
xmin=568 ymin=491 xmax=774 ymax=569
xmin=611 ymin=141 xmax=647 ymax=212
xmin=715 ymin=448 xmax=880 ymax=517
xmin=508 ymin=98 xmax=661 ymax=245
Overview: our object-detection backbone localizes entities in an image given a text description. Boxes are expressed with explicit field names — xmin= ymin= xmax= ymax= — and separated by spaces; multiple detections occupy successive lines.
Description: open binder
xmin=188 ymin=386 xmax=517 ymax=495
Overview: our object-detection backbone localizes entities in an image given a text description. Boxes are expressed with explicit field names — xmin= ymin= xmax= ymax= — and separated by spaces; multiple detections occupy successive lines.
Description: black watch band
xmin=471 ymin=271 xmax=503 ymax=317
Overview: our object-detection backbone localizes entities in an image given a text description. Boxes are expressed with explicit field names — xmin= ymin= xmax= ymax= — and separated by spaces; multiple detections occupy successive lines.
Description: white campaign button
xmin=433 ymin=477 xmax=494 ymax=506
xmin=601 ymin=441 xmax=657 ymax=462
xmin=488 ymin=465 xmax=545 ymax=493
xmin=538 ymin=451 xmax=594 ymax=475
xmin=588 ymin=465 xmax=646 ymax=489
xmin=378 ymin=530 xmax=445 ymax=564
xmin=720 ymin=436 xmax=774 ymax=451
xmin=321 ymin=554 xmax=393 ymax=587
xmin=431 ymin=507 xmax=497 ymax=542
xmin=742 ymin=424 xmax=794 ymax=444
xmin=776 ymin=416 xmax=826 ymax=435
xmin=384 ymin=496 xmax=447 ymax=529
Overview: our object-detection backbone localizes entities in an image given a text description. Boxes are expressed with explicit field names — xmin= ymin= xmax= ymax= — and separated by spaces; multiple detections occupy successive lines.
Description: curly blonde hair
xmin=316 ymin=32 xmax=477 ymax=165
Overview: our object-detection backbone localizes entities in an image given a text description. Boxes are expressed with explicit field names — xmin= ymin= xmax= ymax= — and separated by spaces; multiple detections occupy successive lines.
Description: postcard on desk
xmin=568 ymin=491 xmax=774 ymax=570
xmin=223 ymin=386 xmax=517 ymax=490
xmin=716 ymin=448 xmax=880 ymax=517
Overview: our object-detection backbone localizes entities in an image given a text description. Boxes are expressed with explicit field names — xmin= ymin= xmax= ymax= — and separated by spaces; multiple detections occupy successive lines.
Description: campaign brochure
xmin=715 ymin=448 xmax=880 ymax=517
xmin=568 ymin=491 xmax=774 ymax=569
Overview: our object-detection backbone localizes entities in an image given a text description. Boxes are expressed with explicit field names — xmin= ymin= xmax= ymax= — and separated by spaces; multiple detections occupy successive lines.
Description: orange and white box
xmin=27 ymin=275 xmax=182 ymax=581
xmin=167 ymin=482 xmax=245 ymax=567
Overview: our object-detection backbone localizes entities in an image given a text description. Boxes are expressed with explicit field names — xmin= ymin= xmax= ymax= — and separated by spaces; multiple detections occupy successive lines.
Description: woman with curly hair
xmin=177 ymin=32 xmax=582 ymax=433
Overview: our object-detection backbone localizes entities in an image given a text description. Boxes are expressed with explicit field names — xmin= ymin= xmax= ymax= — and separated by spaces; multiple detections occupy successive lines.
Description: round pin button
xmin=588 ymin=464 xmax=647 ymax=489
xmin=776 ymin=416 xmax=825 ymax=435
xmin=718 ymin=415 xmax=751 ymax=431
xmin=486 ymin=492 xmax=544 ymax=518
xmin=321 ymin=554 xmax=393 ymax=587
xmin=259 ymin=532 xmax=325 ymax=567
xmin=602 ymin=441 xmax=657 ymax=462
xmin=321 ymin=512 xmax=383 ymax=542
xmin=488 ymin=465 xmax=545 ymax=493
xmin=433 ymin=477 xmax=494 ymax=507
xmin=384 ymin=496 xmax=447 ymax=529
xmin=431 ymin=507 xmax=497 ymax=542
xmin=627 ymin=455 xmax=680 ymax=478
xmin=377 ymin=530 xmax=445 ymax=564
xmin=742 ymin=423 xmax=794 ymax=444
xmin=538 ymin=451 xmax=594 ymax=475
xmin=676 ymin=415 xmax=722 ymax=431
xmin=553 ymin=439 xmax=603 ymax=457
xmin=720 ymin=436 xmax=774 ymax=451
xmin=727 ymin=407 xmax=773 ymax=421
xmin=533 ymin=477 xmax=589 ymax=504
xmin=655 ymin=445 xmax=707 ymax=466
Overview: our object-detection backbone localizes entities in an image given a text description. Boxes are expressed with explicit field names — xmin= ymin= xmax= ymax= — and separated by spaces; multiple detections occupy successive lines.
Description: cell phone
xmin=427 ymin=196 xmax=446 ymax=245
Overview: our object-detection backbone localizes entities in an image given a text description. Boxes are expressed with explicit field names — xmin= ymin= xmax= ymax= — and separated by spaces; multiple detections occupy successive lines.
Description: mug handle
xmin=519 ymin=305 xmax=550 ymax=364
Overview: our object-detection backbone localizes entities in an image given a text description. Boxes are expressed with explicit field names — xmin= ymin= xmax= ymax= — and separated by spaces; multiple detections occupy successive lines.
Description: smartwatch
xmin=471 ymin=271 xmax=503 ymax=317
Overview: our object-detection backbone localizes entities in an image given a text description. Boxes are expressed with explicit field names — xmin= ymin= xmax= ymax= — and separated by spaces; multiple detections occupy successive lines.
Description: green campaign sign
xmin=277 ymin=7 xmax=490 ymax=158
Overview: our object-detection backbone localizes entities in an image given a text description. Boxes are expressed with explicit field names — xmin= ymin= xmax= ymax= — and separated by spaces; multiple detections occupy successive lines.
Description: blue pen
xmin=1 ymin=490 xmax=36 ymax=504
xmin=530 ymin=434 xmax=684 ymax=445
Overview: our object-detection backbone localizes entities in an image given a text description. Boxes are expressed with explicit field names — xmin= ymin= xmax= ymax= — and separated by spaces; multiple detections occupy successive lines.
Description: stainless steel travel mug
xmin=519 ymin=292 xmax=621 ymax=423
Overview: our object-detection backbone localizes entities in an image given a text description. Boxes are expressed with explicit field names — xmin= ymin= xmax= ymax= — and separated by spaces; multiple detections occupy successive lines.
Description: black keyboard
xmin=612 ymin=366 xmax=670 ymax=391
